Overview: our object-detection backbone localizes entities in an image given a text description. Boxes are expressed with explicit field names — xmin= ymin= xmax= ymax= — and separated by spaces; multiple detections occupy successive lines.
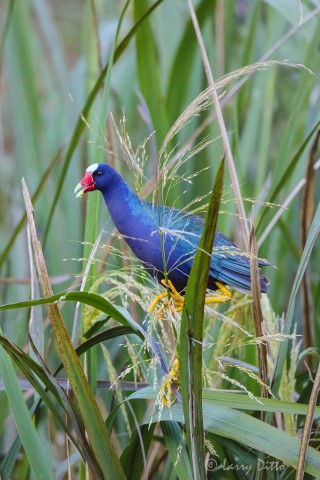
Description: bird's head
xmin=74 ymin=163 xmax=112 ymax=197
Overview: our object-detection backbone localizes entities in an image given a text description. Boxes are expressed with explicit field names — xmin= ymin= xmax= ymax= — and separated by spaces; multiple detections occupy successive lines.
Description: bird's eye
xmin=97 ymin=171 xmax=103 ymax=176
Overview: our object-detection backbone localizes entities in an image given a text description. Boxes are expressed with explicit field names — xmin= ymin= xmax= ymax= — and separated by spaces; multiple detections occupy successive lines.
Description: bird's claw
xmin=204 ymin=281 xmax=231 ymax=304
xmin=149 ymin=279 xmax=184 ymax=316
xmin=149 ymin=279 xmax=231 ymax=317
xmin=161 ymin=358 xmax=180 ymax=407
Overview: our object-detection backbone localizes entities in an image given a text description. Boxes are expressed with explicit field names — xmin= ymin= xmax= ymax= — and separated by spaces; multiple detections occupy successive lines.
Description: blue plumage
xmin=75 ymin=163 xmax=269 ymax=294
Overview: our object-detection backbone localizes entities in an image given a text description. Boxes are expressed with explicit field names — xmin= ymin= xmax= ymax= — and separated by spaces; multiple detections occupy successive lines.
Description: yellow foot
xmin=149 ymin=280 xmax=232 ymax=315
xmin=204 ymin=281 xmax=231 ymax=305
xmin=149 ymin=279 xmax=184 ymax=315
xmin=161 ymin=358 xmax=180 ymax=407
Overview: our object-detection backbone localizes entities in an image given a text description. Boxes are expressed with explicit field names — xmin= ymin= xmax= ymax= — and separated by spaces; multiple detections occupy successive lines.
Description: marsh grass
xmin=0 ymin=1 xmax=320 ymax=479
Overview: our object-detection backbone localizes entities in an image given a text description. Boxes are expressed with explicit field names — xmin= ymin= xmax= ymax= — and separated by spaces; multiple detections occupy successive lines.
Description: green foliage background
xmin=0 ymin=0 xmax=319 ymax=479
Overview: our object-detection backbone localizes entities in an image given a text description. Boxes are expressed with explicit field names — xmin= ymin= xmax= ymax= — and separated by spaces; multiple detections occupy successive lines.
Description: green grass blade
xmin=202 ymin=390 xmax=320 ymax=416
xmin=0 ymin=290 xmax=163 ymax=368
xmin=2 ymin=358 xmax=83 ymax=457
xmin=256 ymin=121 xmax=320 ymax=234
xmin=0 ymin=332 xmax=54 ymax=480
xmin=166 ymin=0 xmax=215 ymax=123
xmin=43 ymin=0 xmax=165 ymax=245
xmin=0 ymin=325 xmax=139 ymax=476
xmin=120 ymin=424 xmax=155 ymax=480
xmin=0 ymin=148 xmax=62 ymax=271
xmin=0 ymin=0 xmax=16 ymax=64
xmin=123 ymin=388 xmax=320 ymax=476
xmin=81 ymin=0 xmax=132 ymax=289
xmin=81 ymin=0 xmax=132 ymax=396
xmin=158 ymin=402 xmax=320 ymax=477
xmin=274 ymin=21 xmax=319 ymax=175
xmin=0 ymin=291 xmax=141 ymax=331
xmin=179 ymin=159 xmax=224 ymax=479
xmin=0 ymin=290 xmax=168 ymax=377
xmin=1 ymin=435 xmax=21 ymax=480
xmin=79 ymin=325 xmax=138 ymax=352
xmin=22 ymin=180 xmax=126 ymax=479
xmin=53 ymin=326 xmax=138 ymax=378
xmin=271 ymin=201 xmax=320 ymax=396
xmin=134 ymin=0 xmax=168 ymax=146
xmin=127 ymin=385 xmax=320 ymax=417
xmin=161 ymin=421 xmax=193 ymax=480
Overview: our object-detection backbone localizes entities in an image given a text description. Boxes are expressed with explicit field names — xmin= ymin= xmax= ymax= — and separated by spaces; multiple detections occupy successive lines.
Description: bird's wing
xmin=158 ymin=205 xmax=239 ymax=254
xmin=210 ymin=231 xmax=269 ymax=292
xmin=157 ymin=205 xmax=269 ymax=293
xmin=157 ymin=205 xmax=204 ymax=251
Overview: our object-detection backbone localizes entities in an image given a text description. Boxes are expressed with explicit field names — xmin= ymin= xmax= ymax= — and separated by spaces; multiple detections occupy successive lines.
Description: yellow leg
xmin=204 ymin=281 xmax=231 ymax=305
xmin=149 ymin=279 xmax=184 ymax=313
xmin=149 ymin=290 xmax=169 ymax=312
xmin=150 ymin=279 xmax=231 ymax=314
xmin=161 ymin=358 xmax=180 ymax=407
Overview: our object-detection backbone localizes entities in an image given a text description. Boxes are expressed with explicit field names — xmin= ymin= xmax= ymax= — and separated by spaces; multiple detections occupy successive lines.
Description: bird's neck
xmin=101 ymin=175 xmax=153 ymax=235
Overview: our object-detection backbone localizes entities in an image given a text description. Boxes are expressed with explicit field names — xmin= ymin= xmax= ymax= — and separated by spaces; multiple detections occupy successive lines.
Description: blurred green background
xmin=1 ymin=0 xmax=319 ymax=316
xmin=0 ymin=0 xmax=320 ymax=477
